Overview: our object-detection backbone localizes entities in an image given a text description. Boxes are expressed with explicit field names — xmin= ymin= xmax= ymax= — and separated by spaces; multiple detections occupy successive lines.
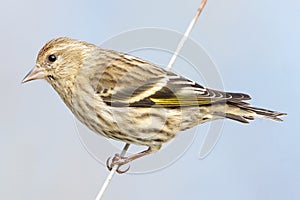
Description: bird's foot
xmin=106 ymin=153 xmax=130 ymax=174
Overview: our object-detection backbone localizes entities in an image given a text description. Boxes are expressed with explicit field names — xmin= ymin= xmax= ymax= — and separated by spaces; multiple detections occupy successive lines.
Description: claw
xmin=106 ymin=156 xmax=113 ymax=171
xmin=105 ymin=153 xmax=130 ymax=174
xmin=111 ymin=153 xmax=121 ymax=163
xmin=116 ymin=165 xmax=130 ymax=174
xmin=105 ymin=147 xmax=155 ymax=173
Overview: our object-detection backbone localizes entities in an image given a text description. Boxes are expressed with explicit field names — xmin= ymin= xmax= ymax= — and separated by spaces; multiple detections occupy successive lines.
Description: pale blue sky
xmin=1 ymin=0 xmax=299 ymax=200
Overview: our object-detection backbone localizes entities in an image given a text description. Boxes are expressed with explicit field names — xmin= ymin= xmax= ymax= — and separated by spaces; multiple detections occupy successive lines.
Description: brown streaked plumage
xmin=22 ymin=37 xmax=286 ymax=173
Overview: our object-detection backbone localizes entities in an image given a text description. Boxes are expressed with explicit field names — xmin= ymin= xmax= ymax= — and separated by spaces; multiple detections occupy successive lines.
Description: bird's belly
xmin=73 ymin=104 xmax=185 ymax=146
xmin=71 ymin=97 xmax=212 ymax=147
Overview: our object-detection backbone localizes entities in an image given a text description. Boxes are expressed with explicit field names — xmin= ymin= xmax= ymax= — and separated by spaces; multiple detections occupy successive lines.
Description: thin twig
xmin=95 ymin=1 xmax=207 ymax=199
xmin=95 ymin=143 xmax=130 ymax=200
xmin=166 ymin=0 xmax=207 ymax=70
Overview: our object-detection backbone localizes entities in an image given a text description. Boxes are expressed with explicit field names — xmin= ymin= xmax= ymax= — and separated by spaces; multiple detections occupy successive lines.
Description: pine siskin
xmin=22 ymin=37 xmax=286 ymax=173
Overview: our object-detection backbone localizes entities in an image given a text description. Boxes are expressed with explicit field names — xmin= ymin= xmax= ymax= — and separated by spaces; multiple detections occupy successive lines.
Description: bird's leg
xmin=106 ymin=145 xmax=161 ymax=174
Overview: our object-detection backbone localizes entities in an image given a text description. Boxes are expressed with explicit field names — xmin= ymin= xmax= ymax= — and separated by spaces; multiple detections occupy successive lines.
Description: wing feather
xmin=92 ymin=50 xmax=251 ymax=107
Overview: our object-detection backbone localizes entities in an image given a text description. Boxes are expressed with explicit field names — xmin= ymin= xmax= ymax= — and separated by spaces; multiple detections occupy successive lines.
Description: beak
xmin=22 ymin=66 xmax=46 ymax=83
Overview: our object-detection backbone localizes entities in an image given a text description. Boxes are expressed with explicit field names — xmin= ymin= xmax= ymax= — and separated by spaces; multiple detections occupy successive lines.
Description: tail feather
xmin=205 ymin=90 xmax=287 ymax=123
xmin=213 ymin=111 xmax=250 ymax=123
xmin=240 ymin=105 xmax=286 ymax=122
xmin=213 ymin=101 xmax=286 ymax=123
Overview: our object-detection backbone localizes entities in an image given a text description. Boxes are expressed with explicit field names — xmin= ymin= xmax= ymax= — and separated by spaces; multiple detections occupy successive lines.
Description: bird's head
xmin=22 ymin=37 xmax=95 ymax=85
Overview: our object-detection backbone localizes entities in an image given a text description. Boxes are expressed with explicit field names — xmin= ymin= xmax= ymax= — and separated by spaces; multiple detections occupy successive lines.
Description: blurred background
xmin=1 ymin=0 xmax=299 ymax=199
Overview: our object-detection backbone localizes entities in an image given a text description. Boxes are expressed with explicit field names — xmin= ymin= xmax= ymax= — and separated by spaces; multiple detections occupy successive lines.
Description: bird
xmin=22 ymin=37 xmax=286 ymax=173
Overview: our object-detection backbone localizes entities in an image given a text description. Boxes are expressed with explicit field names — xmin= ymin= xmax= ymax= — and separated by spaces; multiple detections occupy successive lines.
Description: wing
xmin=148 ymin=74 xmax=251 ymax=107
xmin=92 ymin=50 xmax=251 ymax=107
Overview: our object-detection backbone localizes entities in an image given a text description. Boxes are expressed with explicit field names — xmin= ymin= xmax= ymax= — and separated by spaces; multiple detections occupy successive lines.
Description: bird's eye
xmin=48 ymin=54 xmax=57 ymax=62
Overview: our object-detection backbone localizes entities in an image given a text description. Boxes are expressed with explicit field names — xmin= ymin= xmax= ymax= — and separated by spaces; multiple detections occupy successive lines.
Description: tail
xmin=213 ymin=99 xmax=286 ymax=124
xmin=240 ymin=104 xmax=286 ymax=122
